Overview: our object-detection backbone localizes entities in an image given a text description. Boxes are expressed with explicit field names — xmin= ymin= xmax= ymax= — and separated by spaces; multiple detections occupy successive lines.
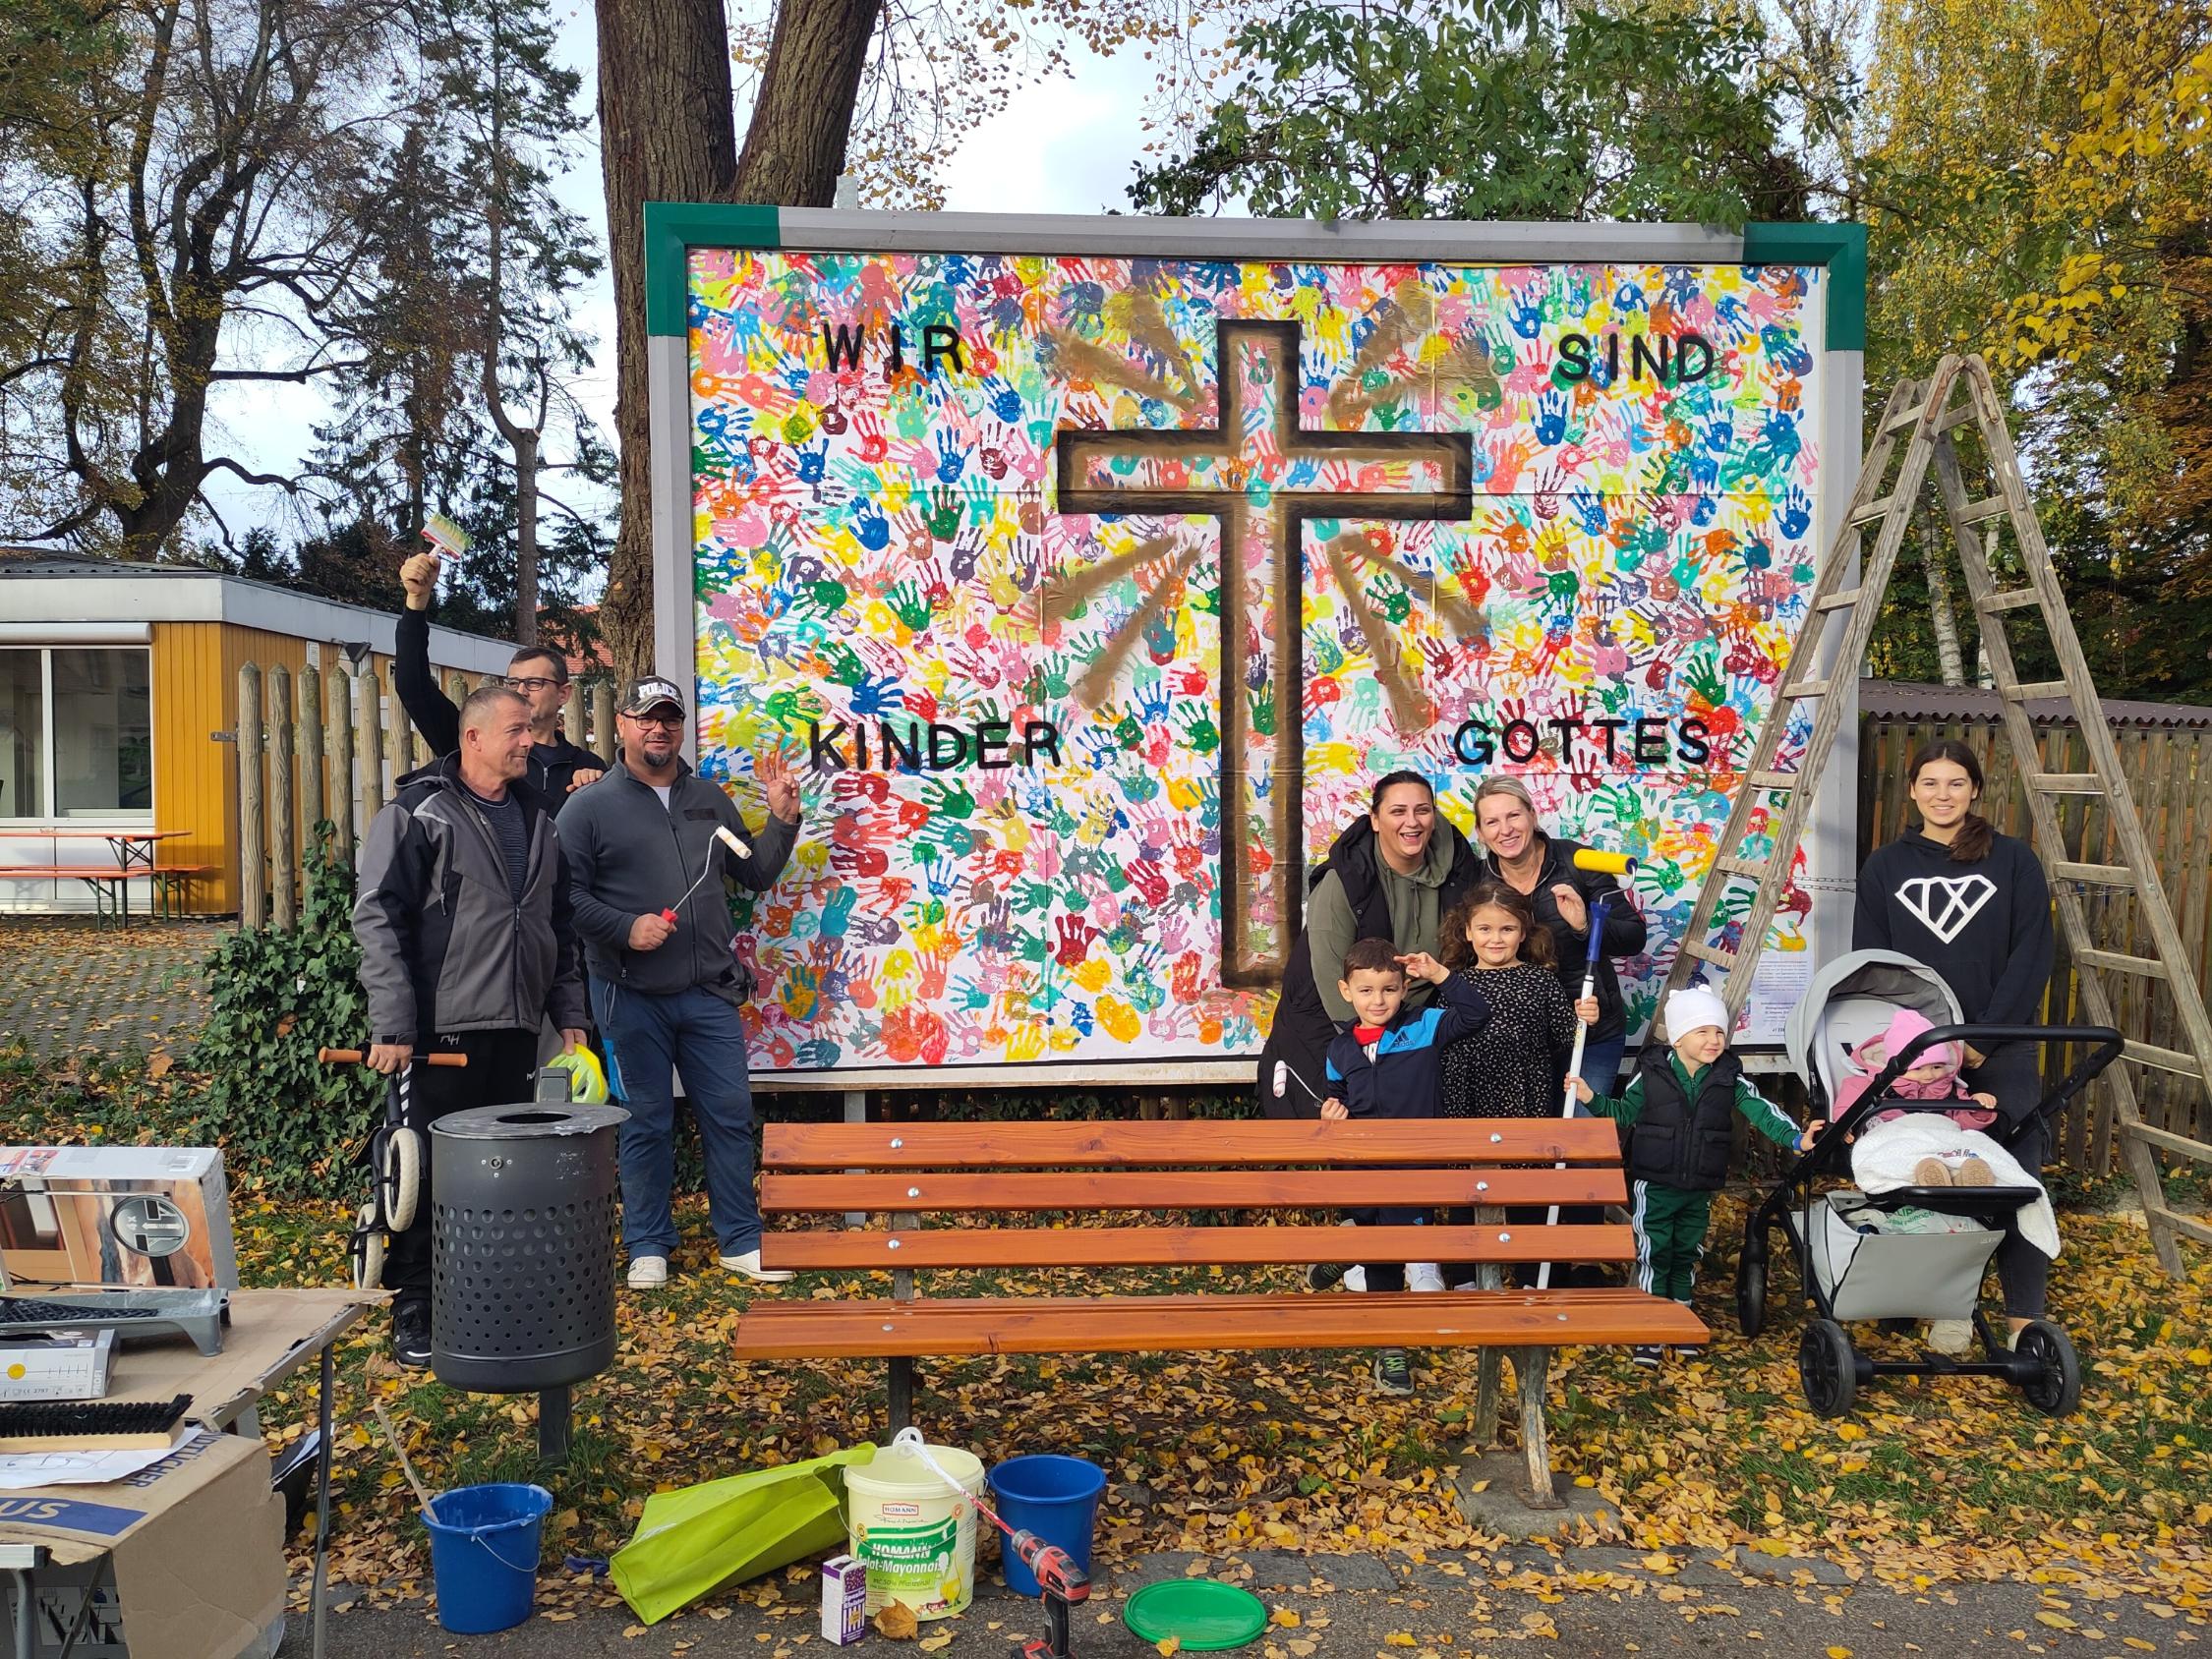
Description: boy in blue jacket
xmin=1317 ymin=937 xmax=1489 ymax=1395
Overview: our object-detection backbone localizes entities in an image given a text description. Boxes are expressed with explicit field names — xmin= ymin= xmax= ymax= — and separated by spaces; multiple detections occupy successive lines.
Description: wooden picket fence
xmin=1859 ymin=714 xmax=2212 ymax=1175
xmin=234 ymin=660 xmax=617 ymax=929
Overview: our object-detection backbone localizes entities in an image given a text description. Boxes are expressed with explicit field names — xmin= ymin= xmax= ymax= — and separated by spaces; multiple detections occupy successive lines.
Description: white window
xmin=0 ymin=647 xmax=152 ymax=821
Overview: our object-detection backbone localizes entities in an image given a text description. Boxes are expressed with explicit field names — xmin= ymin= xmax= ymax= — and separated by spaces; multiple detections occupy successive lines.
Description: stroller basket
xmin=1792 ymin=1191 xmax=2001 ymax=1322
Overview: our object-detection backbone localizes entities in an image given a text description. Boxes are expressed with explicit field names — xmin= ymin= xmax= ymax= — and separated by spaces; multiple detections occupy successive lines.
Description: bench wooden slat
xmin=732 ymin=1290 xmax=1707 ymax=1358
xmin=761 ymin=1168 xmax=1627 ymax=1213
xmin=760 ymin=1223 xmax=1632 ymax=1271
xmin=764 ymin=1119 xmax=1622 ymax=1170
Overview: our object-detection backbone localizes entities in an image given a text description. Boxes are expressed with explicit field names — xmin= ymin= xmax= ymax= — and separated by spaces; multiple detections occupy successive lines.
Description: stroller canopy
xmin=1786 ymin=948 xmax=1962 ymax=1109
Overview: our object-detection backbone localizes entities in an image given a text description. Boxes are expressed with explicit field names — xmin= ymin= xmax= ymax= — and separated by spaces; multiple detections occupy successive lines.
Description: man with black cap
xmin=557 ymin=675 xmax=801 ymax=1289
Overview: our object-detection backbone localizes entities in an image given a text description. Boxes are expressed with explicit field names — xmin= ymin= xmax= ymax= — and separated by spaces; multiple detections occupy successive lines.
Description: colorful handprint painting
xmin=687 ymin=248 xmax=1829 ymax=1072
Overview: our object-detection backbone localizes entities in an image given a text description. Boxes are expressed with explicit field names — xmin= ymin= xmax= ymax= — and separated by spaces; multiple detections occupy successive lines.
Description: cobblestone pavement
xmin=0 ymin=916 xmax=221 ymax=1056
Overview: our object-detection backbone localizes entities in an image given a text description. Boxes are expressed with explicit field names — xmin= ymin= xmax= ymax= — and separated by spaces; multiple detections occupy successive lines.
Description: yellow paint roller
xmin=1571 ymin=847 xmax=1639 ymax=877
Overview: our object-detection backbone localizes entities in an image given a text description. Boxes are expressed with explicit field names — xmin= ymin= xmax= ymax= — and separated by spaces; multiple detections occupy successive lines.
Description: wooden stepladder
xmin=1663 ymin=353 xmax=2212 ymax=1275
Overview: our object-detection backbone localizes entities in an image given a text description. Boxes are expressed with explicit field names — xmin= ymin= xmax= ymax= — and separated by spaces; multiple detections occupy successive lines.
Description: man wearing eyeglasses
xmin=397 ymin=548 xmax=608 ymax=796
xmin=557 ymin=677 xmax=801 ymax=1290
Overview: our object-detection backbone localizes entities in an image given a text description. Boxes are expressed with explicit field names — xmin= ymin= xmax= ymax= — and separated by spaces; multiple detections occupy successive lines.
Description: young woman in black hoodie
xmin=1853 ymin=740 xmax=2055 ymax=1335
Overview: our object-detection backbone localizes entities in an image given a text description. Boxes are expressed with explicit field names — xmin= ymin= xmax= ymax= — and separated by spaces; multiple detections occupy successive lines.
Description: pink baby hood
xmin=1833 ymin=1007 xmax=1967 ymax=1118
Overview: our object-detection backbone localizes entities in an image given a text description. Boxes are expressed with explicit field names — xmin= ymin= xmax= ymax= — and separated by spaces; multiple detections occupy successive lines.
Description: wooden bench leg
xmin=1475 ymin=1348 xmax=1502 ymax=1446
xmin=888 ymin=1355 xmax=914 ymax=1432
xmin=1513 ymin=1345 xmax=1562 ymax=1509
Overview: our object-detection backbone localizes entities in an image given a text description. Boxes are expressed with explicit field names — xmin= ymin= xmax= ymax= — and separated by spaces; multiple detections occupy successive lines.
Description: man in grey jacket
xmin=353 ymin=685 xmax=588 ymax=1366
xmin=557 ymin=676 xmax=800 ymax=1289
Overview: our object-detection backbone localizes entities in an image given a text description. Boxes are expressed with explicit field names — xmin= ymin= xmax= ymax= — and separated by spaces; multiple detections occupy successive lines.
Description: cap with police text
xmin=618 ymin=676 xmax=687 ymax=717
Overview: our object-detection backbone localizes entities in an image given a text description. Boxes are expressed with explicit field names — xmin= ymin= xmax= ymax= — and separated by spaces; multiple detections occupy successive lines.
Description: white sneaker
xmin=720 ymin=1248 xmax=795 ymax=1285
xmin=1928 ymin=1318 xmax=1974 ymax=1355
xmin=626 ymin=1255 xmax=669 ymax=1289
xmin=1343 ymin=1265 xmax=1368 ymax=1293
xmin=1406 ymin=1261 xmax=1447 ymax=1293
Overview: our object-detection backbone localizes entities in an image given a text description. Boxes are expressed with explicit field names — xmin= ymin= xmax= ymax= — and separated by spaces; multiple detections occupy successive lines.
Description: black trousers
xmin=1970 ymin=1043 xmax=2051 ymax=1319
xmin=383 ymin=1028 xmax=538 ymax=1306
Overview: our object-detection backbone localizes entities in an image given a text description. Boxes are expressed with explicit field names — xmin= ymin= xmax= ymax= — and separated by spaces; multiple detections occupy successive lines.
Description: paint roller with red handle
xmin=659 ymin=826 xmax=755 ymax=927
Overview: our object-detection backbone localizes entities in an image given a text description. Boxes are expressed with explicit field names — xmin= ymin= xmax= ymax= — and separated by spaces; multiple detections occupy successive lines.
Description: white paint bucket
xmin=844 ymin=1441 xmax=983 ymax=1621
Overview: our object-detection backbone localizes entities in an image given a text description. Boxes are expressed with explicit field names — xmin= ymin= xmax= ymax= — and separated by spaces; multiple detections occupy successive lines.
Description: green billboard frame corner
xmin=644 ymin=202 xmax=782 ymax=338
xmin=1742 ymin=221 xmax=1866 ymax=353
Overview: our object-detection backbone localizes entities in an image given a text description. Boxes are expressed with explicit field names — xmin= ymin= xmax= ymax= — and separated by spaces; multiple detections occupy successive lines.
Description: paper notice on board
xmin=1745 ymin=953 xmax=1813 ymax=1048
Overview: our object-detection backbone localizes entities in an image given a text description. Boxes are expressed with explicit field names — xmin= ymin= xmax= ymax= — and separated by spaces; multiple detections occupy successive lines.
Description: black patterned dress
xmin=1439 ymin=962 xmax=1581 ymax=1118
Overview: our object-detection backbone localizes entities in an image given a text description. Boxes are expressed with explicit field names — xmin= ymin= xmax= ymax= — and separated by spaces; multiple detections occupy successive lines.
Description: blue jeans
xmin=1576 ymin=1032 xmax=1628 ymax=1102
xmin=594 ymin=978 xmax=762 ymax=1261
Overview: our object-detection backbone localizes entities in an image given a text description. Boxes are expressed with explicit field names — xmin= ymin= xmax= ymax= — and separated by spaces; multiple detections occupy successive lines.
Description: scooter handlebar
xmin=317 ymin=1048 xmax=468 ymax=1067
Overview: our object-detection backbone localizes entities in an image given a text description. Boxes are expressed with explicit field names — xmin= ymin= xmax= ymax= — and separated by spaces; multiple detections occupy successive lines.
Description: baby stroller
xmin=1733 ymin=949 xmax=2121 ymax=1418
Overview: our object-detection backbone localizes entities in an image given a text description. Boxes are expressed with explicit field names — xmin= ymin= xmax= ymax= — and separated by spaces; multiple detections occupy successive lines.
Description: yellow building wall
xmin=156 ymin=622 xmax=476 ymax=915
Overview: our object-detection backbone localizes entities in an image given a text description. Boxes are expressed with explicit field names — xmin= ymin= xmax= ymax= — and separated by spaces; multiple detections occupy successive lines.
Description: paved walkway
xmin=307 ymin=1546 xmax=2207 ymax=1657
xmin=0 ymin=916 xmax=221 ymax=1056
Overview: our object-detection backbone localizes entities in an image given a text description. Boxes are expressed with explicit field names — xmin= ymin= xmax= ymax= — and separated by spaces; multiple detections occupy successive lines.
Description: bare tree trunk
xmin=513 ymin=426 xmax=540 ymax=643
xmin=1925 ymin=541 xmax=1967 ymax=686
xmin=593 ymin=0 xmax=880 ymax=679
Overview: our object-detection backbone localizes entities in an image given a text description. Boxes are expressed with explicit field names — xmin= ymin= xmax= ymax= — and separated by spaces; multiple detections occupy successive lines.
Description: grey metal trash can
xmin=431 ymin=1103 xmax=628 ymax=1394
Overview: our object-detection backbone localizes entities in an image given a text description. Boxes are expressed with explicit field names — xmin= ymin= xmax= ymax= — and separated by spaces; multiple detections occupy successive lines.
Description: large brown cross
xmin=1055 ymin=320 xmax=1474 ymax=988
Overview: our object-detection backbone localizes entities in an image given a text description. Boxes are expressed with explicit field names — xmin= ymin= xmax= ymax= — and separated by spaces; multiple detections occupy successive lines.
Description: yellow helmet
xmin=542 ymin=1046 xmax=609 ymax=1106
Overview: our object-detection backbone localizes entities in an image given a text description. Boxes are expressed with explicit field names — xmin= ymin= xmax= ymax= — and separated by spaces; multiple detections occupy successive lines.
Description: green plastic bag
xmin=611 ymin=1443 xmax=878 ymax=1624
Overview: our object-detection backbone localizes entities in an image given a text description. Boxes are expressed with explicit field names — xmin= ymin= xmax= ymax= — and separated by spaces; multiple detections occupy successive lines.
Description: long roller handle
xmin=1537 ymin=895 xmax=1611 ymax=1291
xmin=317 ymin=1047 xmax=468 ymax=1067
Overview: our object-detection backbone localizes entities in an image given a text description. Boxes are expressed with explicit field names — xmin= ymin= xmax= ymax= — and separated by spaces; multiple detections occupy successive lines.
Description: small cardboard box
xmin=821 ymin=1554 xmax=867 ymax=1644
xmin=0 ymin=1331 xmax=115 ymax=1402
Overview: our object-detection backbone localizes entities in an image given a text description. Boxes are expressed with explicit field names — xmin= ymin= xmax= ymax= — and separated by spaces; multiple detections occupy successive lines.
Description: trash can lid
xmin=432 ymin=1104 xmax=630 ymax=1139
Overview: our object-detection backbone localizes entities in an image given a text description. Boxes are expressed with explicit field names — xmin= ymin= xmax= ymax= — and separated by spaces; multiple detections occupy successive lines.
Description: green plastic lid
xmin=1123 ymin=1580 xmax=1270 ymax=1650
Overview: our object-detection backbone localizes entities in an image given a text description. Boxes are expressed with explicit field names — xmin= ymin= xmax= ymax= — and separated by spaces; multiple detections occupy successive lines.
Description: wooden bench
xmin=1 ymin=864 xmax=135 ymax=921
xmin=149 ymin=863 xmax=217 ymax=917
xmin=738 ymin=1119 xmax=1707 ymax=1506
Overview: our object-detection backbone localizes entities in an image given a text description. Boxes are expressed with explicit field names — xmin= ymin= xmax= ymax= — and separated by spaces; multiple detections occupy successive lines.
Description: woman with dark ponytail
xmin=1853 ymin=740 xmax=2056 ymax=1336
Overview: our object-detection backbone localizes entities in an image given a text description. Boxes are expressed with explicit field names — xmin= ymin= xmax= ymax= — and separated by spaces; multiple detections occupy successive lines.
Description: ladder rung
xmin=1748 ymin=772 xmax=1798 ymax=792
xmin=1880 ymin=401 xmax=1927 ymax=435
xmin=2145 ymin=1206 xmax=2212 ymax=1248
xmin=1977 ymin=588 xmax=2043 ymax=613
xmin=2054 ymin=861 xmax=2136 ymax=887
xmin=1782 ymin=678 xmax=1832 ymax=700
xmin=2123 ymin=1122 xmax=2212 ymax=1162
xmin=1715 ymin=856 xmax=1769 ymax=880
xmin=2075 ymin=947 xmax=2169 ymax=981
xmin=2123 ymin=1040 xmax=2204 ymax=1077
xmin=1848 ymin=495 xmax=1897 ymax=527
xmin=1680 ymin=941 xmax=1738 ymax=967
xmin=1954 ymin=496 xmax=2009 ymax=524
xmin=2008 ymin=680 xmax=2072 ymax=702
xmin=2028 ymin=772 xmax=2105 ymax=794
xmin=1813 ymin=588 xmax=1863 ymax=613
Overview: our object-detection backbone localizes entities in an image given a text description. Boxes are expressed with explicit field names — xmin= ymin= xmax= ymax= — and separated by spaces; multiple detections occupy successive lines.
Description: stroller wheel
xmin=2013 ymin=1320 xmax=2082 ymax=1416
xmin=378 ymin=1125 xmax=424 ymax=1232
xmin=1798 ymin=1319 xmax=1858 ymax=1417
xmin=1736 ymin=1253 xmax=1768 ymax=1339
xmin=348 ymin=1201 xmax=385 ymax=1292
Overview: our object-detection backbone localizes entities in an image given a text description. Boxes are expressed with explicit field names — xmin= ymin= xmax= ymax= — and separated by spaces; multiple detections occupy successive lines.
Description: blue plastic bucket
xmin=988 ymin=1455 xmax=1106 ymax=1598
xmin=425 ymin=1483 xmax=553 ymax=1633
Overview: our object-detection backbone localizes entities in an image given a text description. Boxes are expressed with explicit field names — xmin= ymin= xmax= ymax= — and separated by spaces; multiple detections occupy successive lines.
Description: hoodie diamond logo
xmin=1896 ymin=873 xmax=1998 ymax=944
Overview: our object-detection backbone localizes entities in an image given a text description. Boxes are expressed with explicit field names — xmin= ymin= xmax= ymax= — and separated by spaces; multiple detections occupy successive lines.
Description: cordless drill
xmin=979 ymin=1502 xmax=1090 ymax=1659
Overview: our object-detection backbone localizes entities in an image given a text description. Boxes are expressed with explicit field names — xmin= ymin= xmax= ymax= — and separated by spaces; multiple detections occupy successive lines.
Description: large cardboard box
xmin=0 ymin=1429 xmax=286 ymax=1659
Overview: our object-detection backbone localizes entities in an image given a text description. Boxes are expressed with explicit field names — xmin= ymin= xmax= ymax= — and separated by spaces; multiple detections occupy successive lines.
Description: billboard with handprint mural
xmin=654 ymin=212 xmax=1857 ymax=1075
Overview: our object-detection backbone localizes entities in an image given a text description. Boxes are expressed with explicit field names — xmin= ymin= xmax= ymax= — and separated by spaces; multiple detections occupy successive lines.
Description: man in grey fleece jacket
xmin=556 ymin=676 xmax=801 ymax=1290
xmin=353 ymin=685 xmax=588 ymax=1367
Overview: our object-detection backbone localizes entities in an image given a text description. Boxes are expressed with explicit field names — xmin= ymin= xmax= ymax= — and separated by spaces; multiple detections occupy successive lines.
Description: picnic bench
xmin=736 ymin=1118 xmax=1707 ymax=1506
xmin=0 ymin=830 xmax=204 ymax=925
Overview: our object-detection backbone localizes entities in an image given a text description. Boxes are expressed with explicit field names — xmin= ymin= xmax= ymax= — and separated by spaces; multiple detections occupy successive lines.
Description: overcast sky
xmin=198 ymin=10 xmax=1163 ymax=548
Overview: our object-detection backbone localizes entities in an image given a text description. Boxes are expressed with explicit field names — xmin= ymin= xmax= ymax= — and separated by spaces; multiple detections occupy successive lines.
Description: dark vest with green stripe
xmin=1625 ymin=1050 xmax=1742 ymax=1191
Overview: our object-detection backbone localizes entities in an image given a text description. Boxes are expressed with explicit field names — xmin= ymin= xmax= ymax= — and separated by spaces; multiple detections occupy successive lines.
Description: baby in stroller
xmin=1733 ymin=948 xmax=2120 ymax=1416
xmin=1834 ymin=1007 xmax=2001 ymax=1186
